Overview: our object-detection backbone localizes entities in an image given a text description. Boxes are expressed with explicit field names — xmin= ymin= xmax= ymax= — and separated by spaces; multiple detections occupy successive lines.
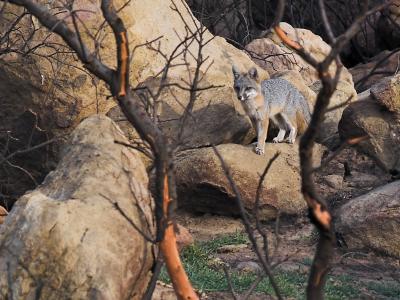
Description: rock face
xmin=336 ymin=180 xmax=400 ymax=258
xmin=370 ymin=74 xmax=400 ymax=115
xmin=246 ymin=23 xmax=357 ymax=145
xmin=108 ymin=75 xmax=255 ymax=149
xmin=1 ymin=0 xmax=266 ymax=204
xmin=246 ymin=23 xmax=355 ymax=87
xmin=0 ymin=116 xmax=155 ymax=299
xmin=339 ymin=99 xmax=400 ymax=173
xmin=105 ymin=0 xmax=267 ymax=149
xmin=174 ymin=143 xmax=323 ymax=220
xmin=350 ymin=50 xmax=400 ymax=92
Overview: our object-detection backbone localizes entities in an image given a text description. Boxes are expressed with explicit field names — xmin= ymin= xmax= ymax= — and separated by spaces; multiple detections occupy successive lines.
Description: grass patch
xmin=365 ymin=281 xmax=400 ymax=299
xmin=159 ymin=232 xmax=391 ymax=299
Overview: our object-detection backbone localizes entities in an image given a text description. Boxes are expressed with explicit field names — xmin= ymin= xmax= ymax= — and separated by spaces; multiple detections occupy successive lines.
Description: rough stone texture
xmin=0 ymin=116 xmax=155 ymax=299
xmin=246 ymin=23 xmax=357 ymax=145
xmin=246 ymin=23 xmax=355 ymax=87
xmin=174 ymin=143 xmax=323 ymax=220
xmin=336 ymin=180 xmax=400 ymax=258
xmin=152 ymin=282 xmax=177 ymax=300
xmin=350 ymin=50 xmax=400 ymax=93
xmin=0 ymin=206 xmax=7 ymax=225
xmin=176 ymin=224 xmax=194 ymax=250
xmin=1 ymin=0 xmax=266 ymax=205
xmin=107 ymin=75 xmax=255 ymax=150
xmin=115 ymin=0 xmax=267 ymax=149
xmin=338 ymin=98 xmax=400 ymax=173
xmin=370 ymin=74 xmax=400 ymax=115
xmin=309 ymin=79 xmax=358 ymax=146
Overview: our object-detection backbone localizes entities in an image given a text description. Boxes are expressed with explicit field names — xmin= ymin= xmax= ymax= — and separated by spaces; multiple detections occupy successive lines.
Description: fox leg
xmin=281 ymin=113 xmax=297 ymax=144
xmin=271 ymin=115 xmax=286 ymax=143
xmin=273 ymin=129 xmax=286 ymax=143
xmin=255 ymin=118 xmax=269 ymax=155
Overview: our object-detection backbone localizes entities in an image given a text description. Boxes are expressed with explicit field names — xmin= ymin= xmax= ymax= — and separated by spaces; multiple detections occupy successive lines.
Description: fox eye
xmin=245 ymin=87 xmax=253 ymax=92
xmin=234 ymin=86 xmax=239 ymax=92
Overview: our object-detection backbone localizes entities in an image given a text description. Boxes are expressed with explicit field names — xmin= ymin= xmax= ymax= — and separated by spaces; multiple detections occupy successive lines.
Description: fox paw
xmin=255 ymin=146 xmax=264 ymax=155
xmin=287 ymin=138 xmax=295 ymax=144
xmin=273 ymin=137 xmax=283 ymax=143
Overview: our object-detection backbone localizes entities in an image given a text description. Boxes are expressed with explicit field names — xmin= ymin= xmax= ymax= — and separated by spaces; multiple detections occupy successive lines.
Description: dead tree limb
xmin=273 ymin=1 xmax=394 ymax=299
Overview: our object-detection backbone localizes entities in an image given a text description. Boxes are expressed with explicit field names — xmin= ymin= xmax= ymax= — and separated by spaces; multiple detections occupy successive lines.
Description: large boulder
xmin=0 ymin=116 xmax=155 ymax=299
xmin=246 ymin=23 xmax=355 ymax=87
xmin=174 ymin=143 xmax=323 ymax=220
xmin=245 ymin=23 xmax=357 ymax=145
xmin=2 ymin=0 xmax=266 ymax=149
xmin=1 ymin=0 xmax=267 ymax=205
xmin=107 ymin=74 xmax=254 ymax=150
xmin=339 ymin=77 xmax=400 ymax=173
xmin=350 ymin=50 xmax=400 ymax=92
xmin=336 ymin=180 xmax=400 ymax=258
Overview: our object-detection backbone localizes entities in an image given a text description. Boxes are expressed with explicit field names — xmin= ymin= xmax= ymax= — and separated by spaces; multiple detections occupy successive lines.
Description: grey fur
xmin=232 ymin=66 xmax=311 ymax=155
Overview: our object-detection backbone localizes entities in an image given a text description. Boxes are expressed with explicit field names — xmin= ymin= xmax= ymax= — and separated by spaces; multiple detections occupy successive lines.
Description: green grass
xmin=365 ymin=281 xmax=400 ymax=299
xmin=159 ymin=232 xmax=395 ymax=299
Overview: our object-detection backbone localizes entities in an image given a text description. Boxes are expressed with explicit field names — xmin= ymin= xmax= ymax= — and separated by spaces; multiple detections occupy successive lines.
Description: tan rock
xmin=0 ymin=206 xmax=7 ymax=225
xmin=336 ymin=181 xmax=400 ymax=258
xmin=152 ymin=282 xmax=177 ymax=300
xmin=370 ymin=74 xmax=400 ymax=115
xmin=0 ymin=116 xmax=155 ymax=299
xmin=247 ymin=22 xmax=355 ymax=87
xmin=174 ymin=143 xmax=323 ymax=220
xmin=350 ymin=50 xmax=400 ymax=92
xmin=176 ymin=224 xmax=194 ymax=250
xmin=2 ymin=0 xmax=266 ymax=145
xmin=338 ymin=98 xmax=400 ymax=173
xmin=107 ymin=74 xmax=255 ymax=149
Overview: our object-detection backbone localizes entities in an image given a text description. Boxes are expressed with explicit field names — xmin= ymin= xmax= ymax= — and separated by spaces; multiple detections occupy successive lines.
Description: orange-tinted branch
xmin=273 ymin=26 xmax=301 ymax=50
xmin=160 ymin=175 xmax=198 ymax=300
xmin=118 ymin=31 xmax=128 ymax=97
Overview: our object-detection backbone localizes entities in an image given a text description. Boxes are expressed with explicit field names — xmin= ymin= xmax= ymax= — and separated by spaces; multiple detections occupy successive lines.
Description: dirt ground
xmin=174 ymin=146 xmax=400 ymax=299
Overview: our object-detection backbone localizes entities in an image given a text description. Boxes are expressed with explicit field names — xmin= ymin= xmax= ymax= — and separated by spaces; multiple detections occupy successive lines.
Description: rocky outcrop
xmin=350 ymin=50 xmax=400 ymax=92
xmin=1 ymin=0 xmax=267 ymax=205
xmin=0 ymin=116 xmax=155 ymax=299
xmin=246 ymin=23 xmax=355 ymax=87
xmin=336 ymin=180 xmax=400 ymax=258
xmin=246 ymin=23 xmax=357 ymax=145
xmin=174 ymin=143 xmax=323 ymax=220
xmin=339 ymin=74 xmax=400 ymax=173
xmin=107 ymin=74 xmax=255 ymax=150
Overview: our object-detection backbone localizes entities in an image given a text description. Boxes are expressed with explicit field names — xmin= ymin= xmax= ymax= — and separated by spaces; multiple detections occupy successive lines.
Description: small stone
xmin=236 ymin=261 xmax=262 ymax=274
xmin=324 ymin=174 xmax=344 ymax=189
xmin=175 ymin=224 xmax=194 ymax=250
xmin=216 ymin=244 xmax=247 ymax=253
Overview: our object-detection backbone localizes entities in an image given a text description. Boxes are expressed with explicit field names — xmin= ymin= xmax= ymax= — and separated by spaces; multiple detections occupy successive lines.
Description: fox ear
xmin=248 ymin=67 xmax=258 ymax=80
xmin=232 ymin=65 xmax=240 ymax=79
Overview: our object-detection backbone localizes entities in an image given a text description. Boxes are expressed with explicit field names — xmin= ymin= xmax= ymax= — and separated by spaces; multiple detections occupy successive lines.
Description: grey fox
xmin=232 ymin=65 xmax=311 ymax=155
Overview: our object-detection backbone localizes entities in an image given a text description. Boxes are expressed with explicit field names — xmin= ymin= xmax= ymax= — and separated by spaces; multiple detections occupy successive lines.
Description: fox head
xmin=232 ymin=65 xmax=260 ymax=102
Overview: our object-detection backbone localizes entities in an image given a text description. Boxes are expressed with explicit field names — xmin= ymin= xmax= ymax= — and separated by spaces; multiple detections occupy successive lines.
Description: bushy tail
xmin=297 ymin=98 xmax=312 ymax=134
